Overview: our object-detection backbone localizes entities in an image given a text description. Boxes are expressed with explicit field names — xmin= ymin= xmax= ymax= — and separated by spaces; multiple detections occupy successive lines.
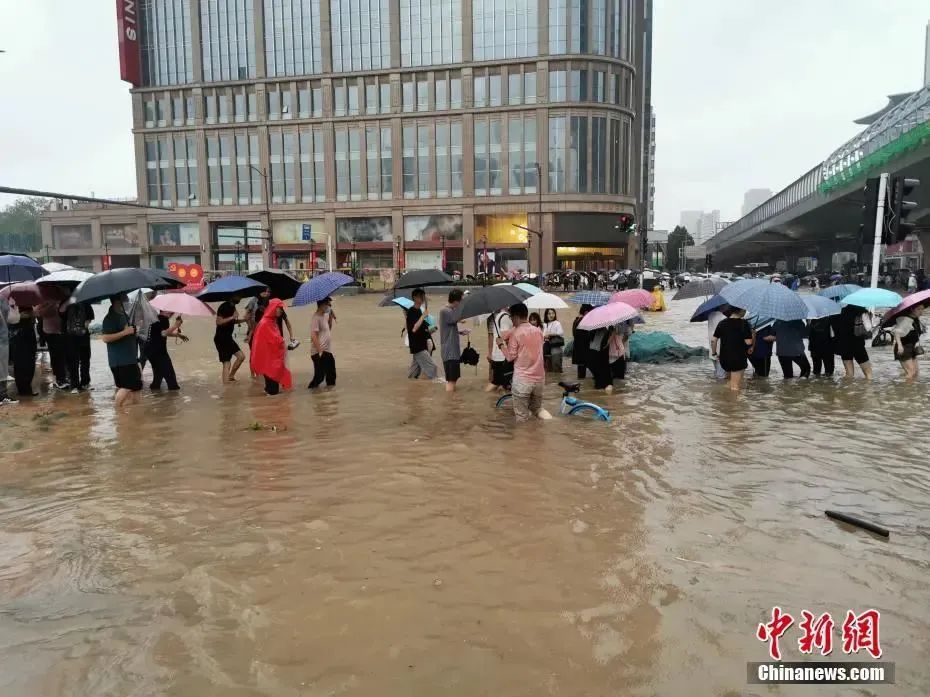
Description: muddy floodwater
xmin=0 ymin=292 xmax=928 ymax=697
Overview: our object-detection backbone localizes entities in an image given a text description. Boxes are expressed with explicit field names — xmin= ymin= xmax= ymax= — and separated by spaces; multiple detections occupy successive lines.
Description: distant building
xmin=679 ymin=210 xmax=702 ymax=239
xmin=679 ymin=209 xmax=720 ymax=245
xmin=925 ymin=21 xmax=930 ymax=87
xmin=646 ymin=112 xmax=656 ymax=232
xmin=741 ymin=188 xmax=773 ymax=216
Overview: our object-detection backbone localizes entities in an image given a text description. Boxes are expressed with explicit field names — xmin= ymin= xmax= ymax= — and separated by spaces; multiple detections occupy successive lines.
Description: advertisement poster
xmin=273 ymin=220 xmax=325 ymax=244
xmin=405 ymin=250 xmax=443 ymax=270
xmin=150 ymin=222 xmax=200 ymax=246
xmin=336 ymin=217 xmax=393 ymax=243
xmin=103 ymin=224 xmax=142 ymax=247
xmin=403 ymin=215 xmax=463 ymax=242
xmin=53 ymin=225 xmax=93 ymax=249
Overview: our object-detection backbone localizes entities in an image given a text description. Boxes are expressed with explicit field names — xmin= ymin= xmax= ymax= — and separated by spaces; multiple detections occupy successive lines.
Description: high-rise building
xmin=741 ymin=188 xmax=772 ymax=217
xmin=679 ymin=210 xmax=702 ymax=240
xmin=646 ymin=111 xmax=656 ymax=232
xmin=925 ymin=20 xmax=930 ymax=87
xmin=679 ymin=209 xmax=719 ymax=244
xmin=42 ymin=0 xmax=651 ymax=276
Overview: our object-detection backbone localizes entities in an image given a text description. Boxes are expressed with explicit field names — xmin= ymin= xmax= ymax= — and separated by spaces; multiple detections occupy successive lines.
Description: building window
xmin=473 ymin=74 xmax=487 ymax=108
xmin=172 ymin=95 xmax=184 ymax=125
xmin=435 ymin=76 xmax=448 ymax=110
xmin=450 ymin=76 xmax=462 ymax=108
xmin=236 ymin=133 xmax=261 ymax=204
xmin=366 ymin=126 xmax=385 ymax=199
xmin=264 ymin=0 xmax=322 ymax=77
xmin=380 ymin=82 xmax=392 ymax=114
xmin=402 ymin=78 xmax=415 ymax=113
xmin=474 ymin=117 xmax=501 ymax=196
xmin=550 ymin=0 xmax=590 ymax=55
xmin=333 ymin=81 xmax=347 ymax=117
xmin=144 ymin=97 xmax=157 ymax=127
xmin=450 ymin=122 xmax=463 ymax=196
xmin=201 ymin=0 xmax=255 ymax=82
xmin=549 ymin=70 xmax=566 ymax=102
xmin=472 ymin=0 xmax=537 ymax=61
xmin=380 ymin=126 xmax=393 ymax=198
xmin=593 ymin=0 xmax=607 ymax=54
xmin=267 ymin=87 xmax=282 ymax=120
xmin=591 ymin=116 xmax=607 ymax=193
xmin=330 ymin=0 xmax=391 ymax=72
xmin=508 ymin=113 xmax=537 ymax=194
xmin=417 ymin=124 xmax=431 ymax=198
xmin=335 ymin=128 xmax=362 ymax=201
xmin=140 ymin=0 xmax=194 ymax=86
xmin=365 ymin=82 xmax=378 ymax=115
xmin=299 ymin=85 xmax=311 ymax=117
xmin=569 ymin=69 xmax=588 ymax=101
xmin=145 ymin=137 xmax=172 ymax=207
xmin=234 ymin=88 xmax=247 ymax=122
xmin=248 ymin=92 xmax=258 ymax=120
xmin=402 ymin=125 xmax=416 ymax=199
xmin=436 ymin=122 xmax=450 ymax=197
xmin=609 ymin=0 xmax=633 ymax=61
xmin=593 ymin=70 xmax=607 ymax=102
xmin=206 ymin=134 xmax=233 ymax=204
xmin=269 ymin=129 xmax=296 ymax=203
xmin=489 ymin=73 xmax=502 ymax=107
xmin=174 ymin=135 xmax=199 ymax=206
xmin=610 ymin=117 xmax=620 ymax=195
xmin=569 ymin=115 xmax=588 ymax=193
xmin=508 ymin=72 xmax=521 ymax=105
xmin=548 ymin=115 xmax=566 ymax=193
xmin=348 ymin=82 xmax=360 ymax=116
xmin=524 ymin=71 xmax=536 ymax=104
xmin=417 ymin=77 xmax=429 ymax=112
xmin=400 ymin=0 xmax=463 ymax=67
xmin=299 ymin=128 xmax=325 ymax=202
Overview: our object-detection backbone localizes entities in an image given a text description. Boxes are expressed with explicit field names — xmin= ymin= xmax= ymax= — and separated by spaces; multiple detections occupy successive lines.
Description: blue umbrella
xmin=840 ymin=287 xmax=903 ymax=309
xmin=0 ymin=254 xmax=46 ymax=283
xmin=817 ymin=284 xmax=862 ymax=301
xmin=292 ymin=272 xmax=354 ymax=307
xmin=568 ymin=290 xmax=611 ymax=306
xmin=719 ymin=279 xmax=808 ymax=321
xmin=386 ymin=296 xmax=436 ymax=327
xmin=689 ymin=294 xmax=729 ymax=322
xmin=197 ymin=275 xmax=268 ymax=302
xmin=496 ymin=281 xmax=542 ymax=296
xmin=802 ymin=295 xmax=842 ymax=319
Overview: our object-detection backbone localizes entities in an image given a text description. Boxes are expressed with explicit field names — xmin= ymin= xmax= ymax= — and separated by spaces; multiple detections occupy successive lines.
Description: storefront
xmin=555 ymin=246 xmax=627 ymax=271
xmin=553 ymin=213 xmax=631 ymax=271
xmin=474 ymin=214 xmax=528 ymax=276
xmin=272 ymin=220 xmax=327 ymax=276
xmin=212 ymin=221 xmax=262 ymax=271
xmin=404 ymin=214 xmax=464 ymax=273
xmin=336 ymin=217 xmax=393 ymax=273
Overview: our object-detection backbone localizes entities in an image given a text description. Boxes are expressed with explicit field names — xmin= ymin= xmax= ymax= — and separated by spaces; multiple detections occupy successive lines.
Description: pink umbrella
xmin=610 ymin=288 xmax=653 ymax=308
xmin=0 ymin=281 xmax=64 ymax=307
xmin=578 ymin=301 xmax=640 ymax=330
xmin=880 ymin=289 xmax=930 ymax=328
xmin=150 ymin=293 xmax=215 ymax=317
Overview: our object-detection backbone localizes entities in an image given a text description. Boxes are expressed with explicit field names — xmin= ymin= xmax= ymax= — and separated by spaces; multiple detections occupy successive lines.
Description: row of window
xmin=143 ymin=64 xmax=633 ymax=127
xmin=143 ymin=113 xmax=632 ymax=207
xmin=140 ymin=0 xmax=637 ymax=87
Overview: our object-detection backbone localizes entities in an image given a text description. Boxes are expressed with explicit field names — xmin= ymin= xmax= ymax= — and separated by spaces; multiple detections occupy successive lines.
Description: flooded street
xmin=1 ymin=293 xmax=928 ymax=697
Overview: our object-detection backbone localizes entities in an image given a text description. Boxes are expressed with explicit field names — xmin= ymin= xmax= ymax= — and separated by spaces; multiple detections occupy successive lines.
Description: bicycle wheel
xmin=496 ymin=394 xmax=513 ymax=408
xmin=568 ymin=403 xmax=611 ymax=422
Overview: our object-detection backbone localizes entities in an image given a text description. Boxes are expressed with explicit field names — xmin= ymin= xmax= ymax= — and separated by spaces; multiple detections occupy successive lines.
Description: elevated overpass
xmin=706 ymin=85 xmax=930 ymax=270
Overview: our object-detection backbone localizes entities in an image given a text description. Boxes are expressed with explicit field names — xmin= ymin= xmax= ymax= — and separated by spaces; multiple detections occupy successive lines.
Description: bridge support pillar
xmin=816 ymin=241 xmax=842 ymax=272
xmin=917 ymin=231 xmax=930 ymax=270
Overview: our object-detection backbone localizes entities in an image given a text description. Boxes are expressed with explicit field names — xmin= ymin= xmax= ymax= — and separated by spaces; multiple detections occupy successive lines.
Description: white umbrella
xmin=36 ymin=269 xmax=93 ymax=285
xmin=41 ymin=262 xmax=74 ymax=273
xmin=525 ymin=292 xmax=569 ymax=310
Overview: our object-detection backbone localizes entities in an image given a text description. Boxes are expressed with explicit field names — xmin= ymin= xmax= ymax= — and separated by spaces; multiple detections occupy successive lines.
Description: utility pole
xmin=512 ymin=222 xmax=543 ymax=284
xmin=870 ymin=173 xmax=889 ymax=289
xmin=249 ymin=165 xmax=273 ymax=268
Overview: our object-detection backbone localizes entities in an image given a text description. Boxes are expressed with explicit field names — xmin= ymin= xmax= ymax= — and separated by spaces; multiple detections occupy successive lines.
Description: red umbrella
xmin=0 ymin=281 xmax=65 ymax=307
xmin=880 ymin=289 xmax=930 ymax=328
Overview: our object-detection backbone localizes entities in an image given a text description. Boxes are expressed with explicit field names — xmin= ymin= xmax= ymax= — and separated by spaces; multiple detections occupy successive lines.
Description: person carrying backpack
xmin=831 ymin=304 xmax=873 ymax=379
xmin=63 ymin=298 xmax=95 ymax=392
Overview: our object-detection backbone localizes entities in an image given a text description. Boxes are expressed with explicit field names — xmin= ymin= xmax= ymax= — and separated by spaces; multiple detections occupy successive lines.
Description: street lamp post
xmin=248 ymin=165 xmax=273 ymax=267
xmin=440 ymin=234 xmax=446 ymax=273
xmin=479 ymin=234 xmax=488 ymax=285
xmin=512 ymin=223 xmax=544 ymax=285
xmin=351 ymin=240 xmax=357 ymax=279
xmin=535 ymin=162 xmax=543 ymax=278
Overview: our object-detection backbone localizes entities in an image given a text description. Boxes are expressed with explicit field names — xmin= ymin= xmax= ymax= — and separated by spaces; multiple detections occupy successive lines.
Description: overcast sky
xmin=1 ymin=1 xmax=928 ymax=227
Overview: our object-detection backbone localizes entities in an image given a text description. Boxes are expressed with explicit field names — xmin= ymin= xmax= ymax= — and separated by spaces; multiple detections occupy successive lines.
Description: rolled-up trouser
xmin=511 ymin=380 xmax=544 ymax=423
xmin=408 ymin=350 xmax=437 ymax=380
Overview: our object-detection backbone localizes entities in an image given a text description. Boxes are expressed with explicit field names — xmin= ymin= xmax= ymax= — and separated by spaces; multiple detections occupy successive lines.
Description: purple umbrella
xmin=577 ymin=301 xmax=640 ymax=330
xmin=880 ymin=289 xmax=930 ymax=328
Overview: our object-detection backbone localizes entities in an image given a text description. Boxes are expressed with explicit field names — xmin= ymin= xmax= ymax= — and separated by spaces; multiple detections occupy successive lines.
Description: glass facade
xmin=174 ymin=135 xmax=199 ymax=206
xmin=400 ymin=0 xmax=462 ymax=67
xmin=472 ymin=0 xmax=538 ymax=61
xmin=473 ymin=117 xmax=502 ymax=196
xmin=201 ymin=0 xmax=256 ymax=81
xmin=140 ymin=0 xmax=193 ymax=86
xmin=264 ymin=0 xmax=322 ymax=76
xmin=145 ymin=137 xmax=172 ymax=207
xmin=330 ymin=0 xmax=391 ymax=72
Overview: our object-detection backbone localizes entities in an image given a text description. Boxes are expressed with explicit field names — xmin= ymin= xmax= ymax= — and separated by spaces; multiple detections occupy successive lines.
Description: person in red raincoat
xmin=249 ymin=298 xmax=292 ymax=395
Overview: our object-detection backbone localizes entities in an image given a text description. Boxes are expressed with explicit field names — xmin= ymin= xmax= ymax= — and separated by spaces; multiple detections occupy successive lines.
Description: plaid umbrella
xmin=817 ymin=284 xmax=861 ymax=301
xmin=718 ymin=279 xmax=807 ymax=321
xmin=672 ymin=276 xmax=729 ymax=300
xmin=293 ymin=272 xmax=355 ymax=306
xmin=568 ymin=291 xmax=611 ymax=306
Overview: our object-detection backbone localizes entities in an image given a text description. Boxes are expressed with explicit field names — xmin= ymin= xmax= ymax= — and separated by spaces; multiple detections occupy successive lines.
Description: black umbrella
xmin=672 ymin=277 xmax=729 ymax=300
xmin=70 ymin=267 xmax=185 ymax=304
xmin=393 ymin=269 xmax=453 ymax=290
xmin=452 ymin=285 xmax=532 ymax=322
xmin=247 ymin=269 xmax=302 ymax=300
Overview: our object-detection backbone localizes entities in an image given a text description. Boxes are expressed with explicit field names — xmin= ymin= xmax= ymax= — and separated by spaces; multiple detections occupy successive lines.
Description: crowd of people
xmin=0 ymin=279 xmax=927 ymax=418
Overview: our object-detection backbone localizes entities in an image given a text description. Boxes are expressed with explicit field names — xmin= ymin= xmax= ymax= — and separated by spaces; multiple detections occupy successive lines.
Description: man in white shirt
xmin=485 ymin=308 xmax=513 ymax=391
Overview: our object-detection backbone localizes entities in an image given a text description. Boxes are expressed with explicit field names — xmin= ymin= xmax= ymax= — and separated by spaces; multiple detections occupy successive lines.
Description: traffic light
xmin=615 ymin=214 xmax=636 ymax=233
xmin=889 ymin=176 xmax=920 ymax=243
xmin=859 ymin=177 xmax=880 ymax=247
xmin=705 ymin=254 xmax=713 ymax=269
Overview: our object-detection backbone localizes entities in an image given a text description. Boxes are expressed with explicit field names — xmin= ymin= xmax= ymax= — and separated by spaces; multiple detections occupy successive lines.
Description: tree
xmin=0 ymin=197 xmax=50 ymax=254
xmin=666 ymin=225 xmax=694 ymax=271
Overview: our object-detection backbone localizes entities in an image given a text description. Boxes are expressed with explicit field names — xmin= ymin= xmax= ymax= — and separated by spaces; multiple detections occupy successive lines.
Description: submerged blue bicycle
xmin=496 ymin=381 xmax=611 ymax=422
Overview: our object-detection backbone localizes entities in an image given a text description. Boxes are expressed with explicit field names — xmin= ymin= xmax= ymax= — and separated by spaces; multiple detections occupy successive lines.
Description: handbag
xmin=460 ymin=341 xmax=480 ymax=366
xmin=547 ymin=335 xmax=565 ymax=348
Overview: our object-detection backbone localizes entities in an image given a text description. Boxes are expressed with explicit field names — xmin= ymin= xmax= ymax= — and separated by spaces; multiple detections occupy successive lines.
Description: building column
xmin=541 ymin=212 xmax=554 ymax=272
xmin=463 ymin=206 xmax=476 ymax=276
xmin=253 ymin=0 xmax=266 ymax=78
xmin=389 ymin=0 xmax=401 ymax=68
xmin=190 ymin=0 xmax=204 ymax=82
xmin=199 ymin=215 xmax=212 ymax=269
xmin=319 ymin=0 xmax=333 ymax=73
xmin=462 ymin=0 xmax=473 ymax=63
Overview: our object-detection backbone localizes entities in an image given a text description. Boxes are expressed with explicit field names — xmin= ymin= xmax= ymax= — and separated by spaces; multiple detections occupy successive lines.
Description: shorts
xmin=719 ymin=355 xmax=748 ymax=373
xmin=214 ymin=337 xmax=241 ymax=363
xmin=491 ymin=359 xmax=513 ymax=387
xmin=895 ymin=343 xmax=921 ymax=361
xmin=838 ymin=343 xmax=869 ymax=365
xmin=111 ymin=364 xmax=143 ymax=391
xmin=443 ymin=359 xmax=461 ymax=382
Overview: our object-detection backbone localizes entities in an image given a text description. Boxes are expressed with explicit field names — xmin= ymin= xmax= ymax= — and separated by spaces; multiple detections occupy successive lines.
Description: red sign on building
xmin=116 ymin=0 xmax=142 ymax=86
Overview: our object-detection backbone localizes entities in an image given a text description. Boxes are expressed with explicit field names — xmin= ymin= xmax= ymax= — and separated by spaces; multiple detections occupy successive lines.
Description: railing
xmin=706 ymin=165 xmax=823 ymax=249
xmin=821 ymin=84 xmax=930 ymax=192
